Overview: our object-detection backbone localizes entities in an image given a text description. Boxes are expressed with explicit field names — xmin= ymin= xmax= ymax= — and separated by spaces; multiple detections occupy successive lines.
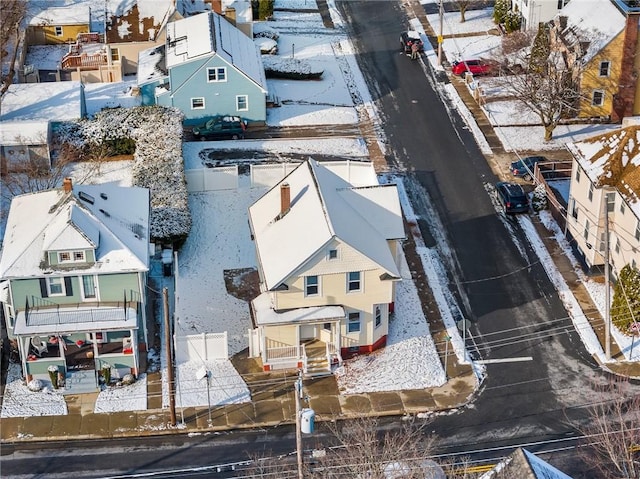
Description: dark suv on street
xmin=496 ymin=182 xmax=529 ymax=214
xmin=400 ymin=31 xmax=424 ymax=55
xmin=192 ymin=116 xmax=247 ymax=140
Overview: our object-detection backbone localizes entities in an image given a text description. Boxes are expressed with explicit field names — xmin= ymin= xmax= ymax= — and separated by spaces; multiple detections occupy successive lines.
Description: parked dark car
xmin=400 ymin=31 xmax=424 ymax=55
xmin=496 ymin=182 xmax=529 ymax=214
xmin=192 ymin=116 xmax=247 ymax=140
xmin=510 ymin=155 xmax=547 ymax=180
xmin=451 ymin=59 xmax=493 ymax=76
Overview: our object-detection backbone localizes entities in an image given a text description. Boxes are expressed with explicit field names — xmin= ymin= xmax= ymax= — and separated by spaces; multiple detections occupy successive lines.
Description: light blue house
xmin=137 ymin=11 xmax=267 ymax=125
xmin=0 ymin=178 xmax=151 ymax=394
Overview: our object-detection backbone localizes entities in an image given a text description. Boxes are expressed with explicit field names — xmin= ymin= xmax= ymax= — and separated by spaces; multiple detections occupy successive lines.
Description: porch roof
xmin=14 ymin=306 xmax=138 ymax=335
xmin=252 ymin=292 xmax=344 ymax=326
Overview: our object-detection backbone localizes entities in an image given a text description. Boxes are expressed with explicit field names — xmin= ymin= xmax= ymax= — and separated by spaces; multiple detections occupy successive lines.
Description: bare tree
xmin=504 ymin=49 xmax=580 ymax=141
xmin=301 ymin=417 xmax=441 ymax=478
xmin=0 ymin=0 xmax=27 ymax=97
xmin=576 ymin=378 xmax=640 ymax=479
xmin=453 ymin=1 xmax=471 ymax=23
xmin=1 ymin=129 xmax=109 ymax=201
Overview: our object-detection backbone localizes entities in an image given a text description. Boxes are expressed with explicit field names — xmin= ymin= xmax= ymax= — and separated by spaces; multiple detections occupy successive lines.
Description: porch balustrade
xmin=24 ymin=297 xmax=139 ymax=327
xmin=62 ymin=52 xmax=108 ymax=69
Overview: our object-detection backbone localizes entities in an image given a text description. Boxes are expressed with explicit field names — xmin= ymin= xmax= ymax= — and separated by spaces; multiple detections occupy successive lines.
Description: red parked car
xmin=451 ymin=59 xmax=493 ymax=76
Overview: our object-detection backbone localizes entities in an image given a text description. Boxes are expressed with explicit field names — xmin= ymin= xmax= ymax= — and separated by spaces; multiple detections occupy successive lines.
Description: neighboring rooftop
xmin=567 ymin=124 xmax=640 ymax=215
xmin=0 ymin=182 xmax=150 ymax=279
xmin=28 ymin=4 xmax=90 ymax=26
xmin=164 ymin=11 xmax=266 ymax=90
xmin=0 ymin=82 xmax=85 ymax=122
xmin=558 ymin=0 xmax=625 ymax=62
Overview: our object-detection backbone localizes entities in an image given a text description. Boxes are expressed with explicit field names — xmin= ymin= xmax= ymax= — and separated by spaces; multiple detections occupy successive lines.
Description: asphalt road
xmin=338 ymin=0 xmax=625 ymax=476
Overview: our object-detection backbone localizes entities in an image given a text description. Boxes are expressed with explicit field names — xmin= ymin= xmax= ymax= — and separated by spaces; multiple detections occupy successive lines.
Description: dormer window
xmin=58 ymin=250 xmax=85 ymax=263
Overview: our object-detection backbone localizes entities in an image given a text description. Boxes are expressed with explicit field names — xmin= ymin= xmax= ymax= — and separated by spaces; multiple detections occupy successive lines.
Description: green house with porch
xmin=0 ymin=178 xmax=151 ymax=393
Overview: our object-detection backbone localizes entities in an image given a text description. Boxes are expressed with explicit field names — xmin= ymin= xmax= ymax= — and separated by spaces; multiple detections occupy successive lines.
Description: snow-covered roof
xmin=479 ymin=448 xmax=573 ymax=479
xmin=252 ymin=291 xmax=345 ymax=325
xmin=558 ymin=0 xmax=625 ymax=62
xmin=137 ymin=45 xmax=166 ymax=84
xmin=0 ymin=82 xmax=84 ymax=122
xmin=0 ymin=121 xmax=49 ymax=145
xmin=164 ymin=11 xmax=266 ymax=91
xmin=248 ymin=160 xmax=405 ymax=291
xmin=222 ymin=0 xmax=252 ymax=24
xmin=28 ymin=5 xmax=90 ymax=26
xmin=0 ymin=182 xmax=150 ymax=279
xmin=567 ymin=125 xmax=640 ymax=221
xmin=105 ymin=0 xmax=176 ymax=43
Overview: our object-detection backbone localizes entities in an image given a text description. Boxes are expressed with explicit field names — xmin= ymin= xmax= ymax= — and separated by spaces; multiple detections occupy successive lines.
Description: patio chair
xmin=31 ymin=336 xmax=48 ymax=357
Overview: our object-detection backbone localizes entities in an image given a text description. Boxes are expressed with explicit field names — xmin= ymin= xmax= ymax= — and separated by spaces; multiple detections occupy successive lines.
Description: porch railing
xmin=265 ymin=345 xmax=301 ymax=361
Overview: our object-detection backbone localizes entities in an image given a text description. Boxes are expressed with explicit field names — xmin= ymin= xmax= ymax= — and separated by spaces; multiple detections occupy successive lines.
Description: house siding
xmin=578 ymin=33 xmax=625 ymax=119
xmin=567 ymin=158 xmax=640 ymax=274
xmin=26 ymin=24 xmax=89 ymax=45
xmin=9 ymin=272 xmax=142 ymax=311
xmin=158 ymin=55 xmax=266 ymax=124
xmin=109 ymin=40 xmax=164 ymax=76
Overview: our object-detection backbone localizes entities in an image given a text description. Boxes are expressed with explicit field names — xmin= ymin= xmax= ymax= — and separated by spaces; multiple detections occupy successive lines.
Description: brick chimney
xmin=280 ymin=183 xmax=290 ymax=216
xmin=63 ymin=177 xmax=73 ymax=193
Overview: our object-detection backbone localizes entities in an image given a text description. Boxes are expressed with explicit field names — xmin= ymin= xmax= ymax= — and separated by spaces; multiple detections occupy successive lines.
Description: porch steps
xmin=304 ymin=341 xmax=331 ymax=376
xmin=63 ymin=370 xmax=98 ymax=395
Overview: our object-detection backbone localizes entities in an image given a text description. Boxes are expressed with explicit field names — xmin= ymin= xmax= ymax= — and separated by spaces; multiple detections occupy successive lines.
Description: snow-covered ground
xmin=2 ymin=0 xmax=638 ymax=419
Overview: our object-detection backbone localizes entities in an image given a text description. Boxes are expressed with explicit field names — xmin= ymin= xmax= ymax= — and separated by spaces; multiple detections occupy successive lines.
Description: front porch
xmin=250 ymin=293 xmax=345 ymax=375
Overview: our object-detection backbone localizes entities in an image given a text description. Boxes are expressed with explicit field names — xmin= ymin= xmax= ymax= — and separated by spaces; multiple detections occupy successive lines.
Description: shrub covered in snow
xmin=56 ymin=106 xmax=191 ymax=243
xmin=262 ymin=56 xmax=323 ymax=80
xmin=532 ymin=184 xmax=547 ymax=212
xmin=253 ymin=23 xmax=279 ymax=40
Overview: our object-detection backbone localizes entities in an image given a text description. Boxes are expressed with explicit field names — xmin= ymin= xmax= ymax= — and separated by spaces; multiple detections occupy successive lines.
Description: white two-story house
xmin=247 ymin=160 xmax=405 ymax=373
xmin=566 ymin=124 xmax=640 ymax=276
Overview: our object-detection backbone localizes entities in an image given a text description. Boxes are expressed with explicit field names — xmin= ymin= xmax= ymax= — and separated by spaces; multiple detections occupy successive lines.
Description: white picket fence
xmin=174 ymin=332 xmax=228 ymax=362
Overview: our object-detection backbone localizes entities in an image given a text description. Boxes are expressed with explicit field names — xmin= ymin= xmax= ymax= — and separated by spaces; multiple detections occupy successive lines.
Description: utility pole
xmin=604 ymin=194 xmax=612 ymax=361
xmin=163 ymin=287 xmax=177 ymax=425
xmin=437 ymin=0 xmax=444 ymax=66
xmin=295 ymin=370 xmax=303 ymax=479
xmin=443 ymin=335 xmax=451 ymax=380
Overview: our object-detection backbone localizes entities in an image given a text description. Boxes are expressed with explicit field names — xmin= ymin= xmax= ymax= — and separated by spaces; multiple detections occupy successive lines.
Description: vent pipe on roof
xmin=280 ymin=182 xmax=291 ymax=217
xmin=63 ymin=177 xmax=73 ymax=193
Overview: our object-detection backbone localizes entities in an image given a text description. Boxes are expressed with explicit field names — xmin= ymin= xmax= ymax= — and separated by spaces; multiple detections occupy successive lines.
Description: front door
xmin=300 ymin=324 xmax=316 ymax=341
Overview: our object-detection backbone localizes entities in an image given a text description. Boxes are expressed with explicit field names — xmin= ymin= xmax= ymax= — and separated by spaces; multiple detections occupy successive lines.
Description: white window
xmin=191 ymin=97 xmax=205 ymax=109
xmin=588 ymin=184 xmax=594 ymax=201
xmin=328 ymin=249 xmax=338 ymax=260
xmin=374 ymin=305 xmax=382 ymax=328
xmin=305 ymin=275 xmax=319 ymax=296
xmin=82 ymin=275 xmax=97 ymax=299
xmin=54 ymin=26 xmax=63 ymax=36
xmin=575 ymin=166 xmax=581 ymax=183
xmin=599 ymin=61 xmax=610 ymax=77
xmin=207 ymin=67 xmax=226 ymax=82
xmin=592 ymin=90 xmax=604 ymax=106
xmin=236 ymin=95 xmax=248 ymax=111
xmin=58 ymin=250 xmax=85 ymax=263
xmin=111 ymin=47 xmax=120 ymax=62
xmin=347 ymin=271 xmax=361 ymax=292
xmin=48 ymin=277 xmax=65 ymax=296
xmin=621 ymin=202 xmax=626 ymax=214
xmin=635 ymin=221 xmax=640 ymax=241
xmin=584 ymin=219 xmax=590 ymax=242
xmin=570 ymin=198 xmax=578 ymax=220
xmin=615 ymin=238 xmax=620 ymax=254
xmin=606 ymin=192 xmax=615 ymax=212
xmin=348 ymin=312 xmax=361 ymax=333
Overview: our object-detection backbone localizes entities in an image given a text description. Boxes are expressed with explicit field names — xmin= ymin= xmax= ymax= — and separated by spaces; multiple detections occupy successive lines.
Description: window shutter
xmin=40 ymin=278 xmax=48 ymax=298
xmin=64 ymin=276 xmax=73 ymax=296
